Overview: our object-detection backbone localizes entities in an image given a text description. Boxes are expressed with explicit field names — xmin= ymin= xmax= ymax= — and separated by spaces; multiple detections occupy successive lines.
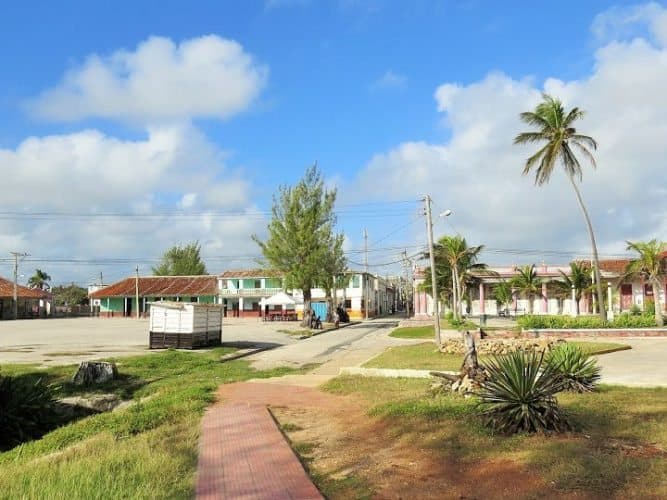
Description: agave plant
xmin=0 ymin=374 xmax=58 ymax=450
xmin=545 ymin=343 xmax=601 ymax=393
xmin=477 ymin=350 xmax=571 ymax=434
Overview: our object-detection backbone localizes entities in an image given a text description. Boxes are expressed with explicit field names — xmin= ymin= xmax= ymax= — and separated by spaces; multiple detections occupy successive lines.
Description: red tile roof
xmin=598 ymin=259 xmax=630 ymax=274
xmin=90 ymin=275 xmax=218 ymax=298
xmin=0 ymin=276 xmax=50 ymax=299
xmin=219 ymin=269 xmax=282 ymax=278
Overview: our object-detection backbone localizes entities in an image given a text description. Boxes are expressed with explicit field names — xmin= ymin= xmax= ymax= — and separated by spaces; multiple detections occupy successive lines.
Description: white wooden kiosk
xmin=149 ymin=301 xmax=223 ymax=349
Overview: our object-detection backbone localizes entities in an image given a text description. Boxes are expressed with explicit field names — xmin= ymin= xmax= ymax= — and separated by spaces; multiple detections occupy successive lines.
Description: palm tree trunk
xmin=652 ymin=280 xmax=664 ymax=327
xmin=451 ymin=269 xmax=459 ymax=320
xmin=454 ymin=266 xmax=461 ymax=319
xmin=567 ymin=174 xmax=606 ymax=322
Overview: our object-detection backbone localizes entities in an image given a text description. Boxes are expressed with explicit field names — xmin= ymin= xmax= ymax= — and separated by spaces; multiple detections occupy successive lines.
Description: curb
xmin=338 ymin=366 xmax=458 ymax=379
xmin=297 ymin=321 xmax=362 ymax=340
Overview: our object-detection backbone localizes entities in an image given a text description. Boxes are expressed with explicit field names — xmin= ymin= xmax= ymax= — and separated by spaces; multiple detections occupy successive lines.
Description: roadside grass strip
xmin=0 ymin=348 xmax=296 ymax=498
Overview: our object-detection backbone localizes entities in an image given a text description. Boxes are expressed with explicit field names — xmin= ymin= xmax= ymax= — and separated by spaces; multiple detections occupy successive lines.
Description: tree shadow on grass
xmin=522 ymin=397 xmax=667 ymax=496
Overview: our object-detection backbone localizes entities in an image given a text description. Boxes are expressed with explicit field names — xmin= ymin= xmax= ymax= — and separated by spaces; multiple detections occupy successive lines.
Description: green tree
xmin=514 ymin=94 xmax=606 ymax=322
xmin=51 ymin=284 xmax=88 ymax=306
xmin=253 ymin=165 xmax=344 ymax=326
xmin=423 ymin=235 xmax=486 ymax=319
xmin=492 ymin=279 xmax=513 ymax=314
xmin=27 ymin=269 xmax=51 ymax=290
xmin=510 ymin=264 xmax=542 ymax=314
xmin=152 ymin=242 xmax=208 ymax=276
xmin=555 ymin=261 xmax=593 ymax=315
xmin=620 ymin=239 xmax=666 ymax=327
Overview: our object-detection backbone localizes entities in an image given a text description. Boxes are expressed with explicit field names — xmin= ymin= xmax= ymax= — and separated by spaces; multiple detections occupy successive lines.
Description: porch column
xmin=239 ymin=297 xmax=244 ymax=317
xmin=542 ymin=282 xmax=548 ymax=314
xmin=479 ymin=283 xmax=485 ymax=314
xmin=607 ymin=282 xmax=613 ymax=319
xmin=571 ymin=285 xmax=577 ymax=317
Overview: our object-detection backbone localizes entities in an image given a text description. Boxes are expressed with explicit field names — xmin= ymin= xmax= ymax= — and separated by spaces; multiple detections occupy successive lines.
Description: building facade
xmin=0 ymin=276 xmax=51 ymax=319
xmin=89 ymin=275 xmax=219 ymax=317
xmin=218 ymin=270 xmax=396 ymax=319
xmin=413 ymin=257 xmax=667 ymax=318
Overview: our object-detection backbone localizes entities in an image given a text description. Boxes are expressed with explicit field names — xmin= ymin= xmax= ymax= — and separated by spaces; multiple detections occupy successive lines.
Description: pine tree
xmin=254 ymin=165 xmax=344 ymax=325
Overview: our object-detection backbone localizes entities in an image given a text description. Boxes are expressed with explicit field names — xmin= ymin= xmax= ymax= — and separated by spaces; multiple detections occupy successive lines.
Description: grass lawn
xmin=390 ymin=322 xmax=479 ymax=339
xmin=322 ymin=375 xmax=667 ymax=497
xmin=364 ymin=341 xmax=631 ymax=371
xmin=0 ymin=349 xmax=296 ymax=498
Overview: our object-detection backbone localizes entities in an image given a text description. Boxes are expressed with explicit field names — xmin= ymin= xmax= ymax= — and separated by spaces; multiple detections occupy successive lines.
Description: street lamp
xmin=424 ymin=199 xmax=452 ymax=347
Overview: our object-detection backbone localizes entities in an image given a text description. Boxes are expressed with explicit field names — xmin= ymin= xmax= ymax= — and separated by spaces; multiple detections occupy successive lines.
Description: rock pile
xmin=439 ymin=337 xmax=565 ymax=356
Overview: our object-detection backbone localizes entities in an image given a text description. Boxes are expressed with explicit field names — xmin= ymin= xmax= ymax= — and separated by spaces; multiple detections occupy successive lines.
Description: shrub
xmin=517 ymin=314 xmax=658 ymax=330
xmin=477 ymin=350 xmax=571 ymax=434
xmin=0 ymin=374 xmax=59 ymax=450
xmin=545 ymin=343 xmax=601 ymax=392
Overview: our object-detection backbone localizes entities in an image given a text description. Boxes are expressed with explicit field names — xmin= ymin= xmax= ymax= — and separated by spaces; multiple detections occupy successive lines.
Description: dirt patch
xmin=216 ymin=382 xmax=579 ymax=499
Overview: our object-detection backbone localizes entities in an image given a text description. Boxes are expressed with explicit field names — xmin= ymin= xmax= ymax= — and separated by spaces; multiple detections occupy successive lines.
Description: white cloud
xmin=353 ymin=4 xmax=667 ymax=262
xmin=591 ymin=2 xmax=667 ymax=45
xmin=28 ymin=35 xmax=268 ymax=124
xmin=371 ymin=70 xmax=407 ymax=90
xmin=0 ymin=124 xmax=265 ymax=284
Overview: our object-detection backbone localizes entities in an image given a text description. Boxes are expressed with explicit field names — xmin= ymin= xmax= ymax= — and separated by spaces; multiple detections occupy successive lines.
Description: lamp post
xmin=423 ymin=194 xmax=451 ymax=348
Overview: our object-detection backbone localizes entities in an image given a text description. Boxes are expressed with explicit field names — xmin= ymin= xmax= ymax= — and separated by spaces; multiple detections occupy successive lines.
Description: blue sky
xmin=1 ymin=0 xmax=666 ymax=284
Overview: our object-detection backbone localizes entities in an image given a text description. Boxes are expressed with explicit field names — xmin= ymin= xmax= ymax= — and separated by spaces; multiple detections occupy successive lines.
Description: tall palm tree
xmin=514 ymin=94 xmax=606 ymax=322
xmin=28 ymin=269 xmax=51 ymax=291
xmin=510 ymin=265 xmax=542 ymax=314
xmin=557 ymin=261 xmax=593 ymax=315
xmin=432 ymin=235 xmax=486 ymax=319
xmin=620 ymin=240 xmax=666 ymax=327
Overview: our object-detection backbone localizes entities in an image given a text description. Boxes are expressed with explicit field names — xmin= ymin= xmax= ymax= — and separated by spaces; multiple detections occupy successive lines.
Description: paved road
xmin=248 ymin=318 xmax=409 ymax=371
xmin=0 ymin=317 xmax=303 ymax=366
xmin=591 ymin=337 xmax=667 ymax=387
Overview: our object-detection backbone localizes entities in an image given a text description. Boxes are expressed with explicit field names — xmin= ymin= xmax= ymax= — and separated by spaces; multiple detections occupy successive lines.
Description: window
xmin=352 ymin=275 xmax=361 ymax=288
xmin=255 ymin=279 xmax=262 ymax=289
xmin=266 ymin=278 xmax=282 ymax=288
xmin=242 ymin=279 xmax=256 ymax=289
xmin=344 ymin=299 xmax=351 ymax=309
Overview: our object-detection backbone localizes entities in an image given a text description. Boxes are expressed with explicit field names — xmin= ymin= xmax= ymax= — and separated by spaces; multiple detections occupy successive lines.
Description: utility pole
xmin=135 ymin=266 xmax=140 ymax=320
xmin=363 ymin=230 xmax=370 ymax=320
xmin=402 ymin=250 xmax=412 ymax=318
xmin=423 ymin=195 xmax=442 ymax=346
xmin=10 ymin=251 xmax=29 ymax=320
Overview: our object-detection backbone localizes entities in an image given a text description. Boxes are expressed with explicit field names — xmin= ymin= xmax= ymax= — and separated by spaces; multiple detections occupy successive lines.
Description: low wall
xmin=524 ymin=328 xmax=667 ymax=338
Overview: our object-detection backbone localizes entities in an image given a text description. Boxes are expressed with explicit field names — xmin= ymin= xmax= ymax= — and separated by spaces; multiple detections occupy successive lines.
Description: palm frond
xmin=560 ymin=143 xmax=583 ymax=181
xmin=563 ymin=107 xmax=585 ymax=127
xmin=514 ymin=132 xmax=549 ymax=145
xmin=518 ymin=111 xmax=550 ymax=129
xmin=570 ymin=141 xmax=597 ymax=169
xmin=534 ymin=141 xmax=559 ymax=185
xmin=570 ymin=133 xmax=597 ymax=150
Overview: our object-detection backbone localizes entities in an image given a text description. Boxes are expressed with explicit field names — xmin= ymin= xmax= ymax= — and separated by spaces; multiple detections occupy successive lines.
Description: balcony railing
xmin=220 ymin=288 xmax=283 ymax=297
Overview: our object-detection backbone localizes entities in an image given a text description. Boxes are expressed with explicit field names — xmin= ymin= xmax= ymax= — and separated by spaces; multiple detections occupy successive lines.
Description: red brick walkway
xmin=196 ymin=394 xmax=324 ymax=499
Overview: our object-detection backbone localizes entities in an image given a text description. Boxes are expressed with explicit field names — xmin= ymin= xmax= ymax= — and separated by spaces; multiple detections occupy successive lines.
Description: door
xmin=620 ymin=284 xmax=633 ymax=311
xmin=311 ymin=302 xmax=328 ymax=321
